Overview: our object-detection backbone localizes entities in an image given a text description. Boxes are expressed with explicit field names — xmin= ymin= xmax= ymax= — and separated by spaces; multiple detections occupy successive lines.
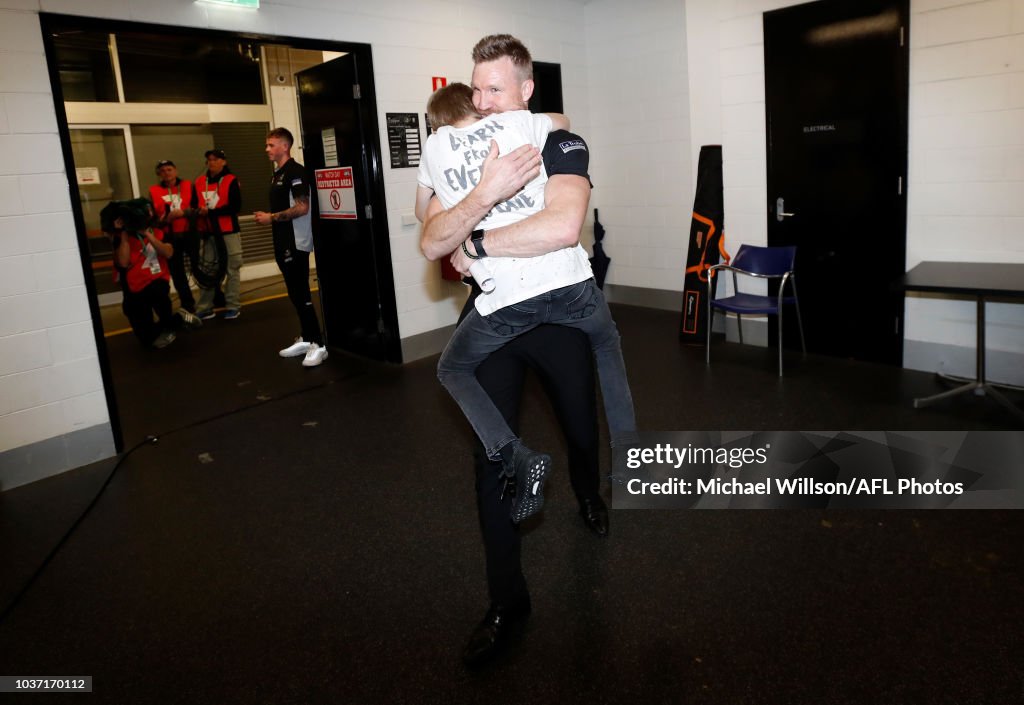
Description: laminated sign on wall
xmin=315 ymin=167 xmax=357 ymax=220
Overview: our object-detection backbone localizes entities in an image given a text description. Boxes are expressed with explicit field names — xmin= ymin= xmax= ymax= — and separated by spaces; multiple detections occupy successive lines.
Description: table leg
xmin=913 ymin=380 xmax=983 ymax=409
xmin=913 ymin=296 xmax=986 ymax=408
xmin=912 ymin=296 xmax=1024 ymax=423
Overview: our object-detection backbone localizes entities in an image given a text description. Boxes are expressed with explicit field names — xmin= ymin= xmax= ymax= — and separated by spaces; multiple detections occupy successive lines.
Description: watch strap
xmin=471 ymin=229 xmax=488 ymax=258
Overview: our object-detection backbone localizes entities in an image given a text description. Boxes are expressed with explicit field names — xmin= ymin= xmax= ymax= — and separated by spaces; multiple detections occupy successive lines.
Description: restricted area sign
xmin=314 ymin=167 xmax=357 ymax=220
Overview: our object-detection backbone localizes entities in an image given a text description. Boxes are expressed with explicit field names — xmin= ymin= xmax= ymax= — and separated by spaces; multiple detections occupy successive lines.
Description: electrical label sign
xmin=315 ymin=167 xmax=357 ymax=220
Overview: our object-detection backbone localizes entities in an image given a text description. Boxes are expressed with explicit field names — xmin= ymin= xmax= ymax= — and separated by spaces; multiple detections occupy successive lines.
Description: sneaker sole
xmin=511 ymin=453 xmax=551 ymax=523
xmin=279 ymin=348 xmax=310 ymax=358
xmin=302 ymin=351 xmax=328 ymax=367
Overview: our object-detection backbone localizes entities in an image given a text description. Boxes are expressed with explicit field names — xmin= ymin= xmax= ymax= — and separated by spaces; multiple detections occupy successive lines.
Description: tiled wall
xmin=0 ymin=6 xmax=112 ymax=483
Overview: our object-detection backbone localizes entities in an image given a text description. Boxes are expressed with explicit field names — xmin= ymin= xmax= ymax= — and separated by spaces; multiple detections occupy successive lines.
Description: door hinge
xmin=353 ymin=83 xmax=361 ymax=100
xmin=898 ymin=176 xmax=903 ymax=195
xmin=899 ymin=26 xmax=904 ymax=47
xmin=364 ymin=204 xmax=373 ymax=219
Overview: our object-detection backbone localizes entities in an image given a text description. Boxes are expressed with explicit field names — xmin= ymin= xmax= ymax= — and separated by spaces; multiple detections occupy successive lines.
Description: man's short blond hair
xmin=471 ymin=34 xmax=533 ymax=82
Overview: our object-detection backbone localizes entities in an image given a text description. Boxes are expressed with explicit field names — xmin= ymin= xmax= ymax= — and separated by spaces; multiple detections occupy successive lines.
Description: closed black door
xmin=296 ymin=54 xmax=401 ymax=363
xmin=765 ymin=0 xmax=908 ymax=365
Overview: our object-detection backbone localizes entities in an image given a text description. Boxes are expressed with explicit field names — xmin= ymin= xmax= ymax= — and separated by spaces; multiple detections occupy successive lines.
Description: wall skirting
xmin=401 ymin=323 xmax=457 ymax=363
xmin=397 ymin=289 xmax=1024 ymax=390
xmin=0 ymin=423 xmax=116 ymax=493
xmin=603 ymin=283 xmax=682 ymax=312
xmin=904 ymin=339 xmax=1024 ymax=388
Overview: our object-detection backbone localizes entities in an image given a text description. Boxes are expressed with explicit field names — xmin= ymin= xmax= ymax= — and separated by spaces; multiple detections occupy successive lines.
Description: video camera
xmin=100 ymin=198 xmax=155 ymax=235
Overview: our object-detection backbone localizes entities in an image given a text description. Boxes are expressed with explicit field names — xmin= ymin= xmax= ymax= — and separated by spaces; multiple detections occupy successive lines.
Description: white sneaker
xmin=279 ymin=337 xmax=311 ymax=358
xmin=302 ymin=343 xmax=328 ymax=367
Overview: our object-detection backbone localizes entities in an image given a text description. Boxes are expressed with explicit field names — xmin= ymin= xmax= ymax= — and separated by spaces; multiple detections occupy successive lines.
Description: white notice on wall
xmin=322 ymin=128 xmax=339 ymax=168
xmin=76 ymin=167 xmax=101 ymax=186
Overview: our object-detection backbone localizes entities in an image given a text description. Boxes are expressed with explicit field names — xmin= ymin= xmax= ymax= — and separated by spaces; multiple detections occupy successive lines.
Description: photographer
xmin=102 ymin=198 xmax=178 ymax=349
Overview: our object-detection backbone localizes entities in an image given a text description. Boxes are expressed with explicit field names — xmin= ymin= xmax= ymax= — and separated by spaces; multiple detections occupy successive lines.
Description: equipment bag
xmin=679 ymin=145 xmax=730 ymax=344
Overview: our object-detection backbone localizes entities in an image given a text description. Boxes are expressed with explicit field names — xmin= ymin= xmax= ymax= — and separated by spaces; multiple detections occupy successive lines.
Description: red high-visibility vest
xmin=149 ymin=180 xmax=195 ymax=235
xmin=194 ymin=173 xmax=237 ymax=234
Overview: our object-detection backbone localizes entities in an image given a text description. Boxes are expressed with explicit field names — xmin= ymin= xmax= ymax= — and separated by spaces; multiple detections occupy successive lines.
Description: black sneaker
xmin=176 ymin=309 xmax=203 ymax=329
xmin=506 ymin=443 xmax=551 ymax=523
xmin=152 ymin=331 xmax=176 ymax=349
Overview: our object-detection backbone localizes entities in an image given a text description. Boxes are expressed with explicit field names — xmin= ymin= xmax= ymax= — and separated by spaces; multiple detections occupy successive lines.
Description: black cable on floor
xmin=0 ymin=434 xmax=153 ymax=626
xmin=0 ymin=368 xmax=363 ymax=627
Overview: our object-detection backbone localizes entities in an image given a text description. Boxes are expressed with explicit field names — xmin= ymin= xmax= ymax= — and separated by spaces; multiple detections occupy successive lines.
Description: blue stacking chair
xmin=705 ymin=244 xmax=806 ymax=376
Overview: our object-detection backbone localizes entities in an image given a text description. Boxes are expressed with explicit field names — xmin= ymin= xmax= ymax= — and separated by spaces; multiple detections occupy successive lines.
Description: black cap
xmin=155 ymin=159 xmax=175 ymax=171
xmin=205 ymin=149 xmax=227 ymax=160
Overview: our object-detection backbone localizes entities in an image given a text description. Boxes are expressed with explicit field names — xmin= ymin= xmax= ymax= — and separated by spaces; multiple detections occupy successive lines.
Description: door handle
xmin=776 ymin=197 xmax=795 ymax=222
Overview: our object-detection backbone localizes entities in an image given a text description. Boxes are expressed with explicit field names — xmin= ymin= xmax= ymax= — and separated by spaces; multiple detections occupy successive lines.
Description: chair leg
xmin=736 ymin=313 xmax=743 ymax=345
xmin=706 ymin=307 xmax=713 ymax=365
xmin=791 ymin=277 xmax=807 ymax=355
xmin=777 ymin=310 xmax=784 ymax=377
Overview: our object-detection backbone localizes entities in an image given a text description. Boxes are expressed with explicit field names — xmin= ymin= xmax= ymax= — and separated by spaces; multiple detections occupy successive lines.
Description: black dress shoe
xmin=462 ymin=596 xmax=531 ymax=667
xmin=580 ymin=497 xmax=609 ymax=537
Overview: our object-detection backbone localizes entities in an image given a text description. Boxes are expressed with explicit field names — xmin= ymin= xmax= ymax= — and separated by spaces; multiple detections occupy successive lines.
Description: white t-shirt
xmin=418 ymin=110 xmax=592 ymax=316
xmin=418 ymin=110 xmax=550 ymax=228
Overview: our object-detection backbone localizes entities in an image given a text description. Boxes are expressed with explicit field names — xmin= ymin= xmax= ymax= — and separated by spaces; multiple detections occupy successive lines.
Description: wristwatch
xmin=471 ymin=229 xmax=488 ymax=258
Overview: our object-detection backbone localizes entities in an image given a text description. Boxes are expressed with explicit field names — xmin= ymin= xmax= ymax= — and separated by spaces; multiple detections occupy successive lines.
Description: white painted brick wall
xmin=911 ymin=0 xmax=1024 ymax=376
xmin=0 ymin=7 xmax=105 ymax=458
xmin=584 ymin=0 xmax=692 ymax=293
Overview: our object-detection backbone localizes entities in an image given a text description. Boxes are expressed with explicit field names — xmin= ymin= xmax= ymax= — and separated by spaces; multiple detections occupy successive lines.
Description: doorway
xmin=529 ymin=61 xmax=563 ymax=114
xmin=296 ymin=56 xmax=401 ymax=363
xmin=41 ymin=14 xmax=395 ymax=451
xmin=764 ymin=0 xmax=909 ymax=365
xmin=68 ymin=126 xmax=137 ymax=300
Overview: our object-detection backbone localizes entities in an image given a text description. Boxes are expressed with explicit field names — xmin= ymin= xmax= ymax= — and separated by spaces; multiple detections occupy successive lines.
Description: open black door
xmin=296 ymin=54 xmax=401 ymax=363
xmin=764 ymin=0 xmax=908 ymax=365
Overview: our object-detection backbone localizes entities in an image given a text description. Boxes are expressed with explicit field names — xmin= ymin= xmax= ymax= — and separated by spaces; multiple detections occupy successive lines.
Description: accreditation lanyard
xmin=165 ymin=182 xmax=182 ymax=211
xmin=203 ymin=176 xmax=221 ymax=210
xmin=137 ymin=232 xmax=162 ymax=274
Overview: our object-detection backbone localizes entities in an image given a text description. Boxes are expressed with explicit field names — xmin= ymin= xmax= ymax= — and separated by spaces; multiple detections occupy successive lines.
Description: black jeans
xmin=165 ymin=232 xmax=195 ymax=313
xmin=470 ymin=313 xmax=601 ymax=608
xmin=122 ymin=279 xmax=174 ymax=346
xmin=275 ymin=248 xmax=323 ymax=346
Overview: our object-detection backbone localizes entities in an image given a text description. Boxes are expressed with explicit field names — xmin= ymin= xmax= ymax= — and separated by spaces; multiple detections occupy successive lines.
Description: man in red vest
xmin=195 ymin=148 xmax=244 ymax=320
xmin=149 ymin=159 xmax=199 ymax=319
